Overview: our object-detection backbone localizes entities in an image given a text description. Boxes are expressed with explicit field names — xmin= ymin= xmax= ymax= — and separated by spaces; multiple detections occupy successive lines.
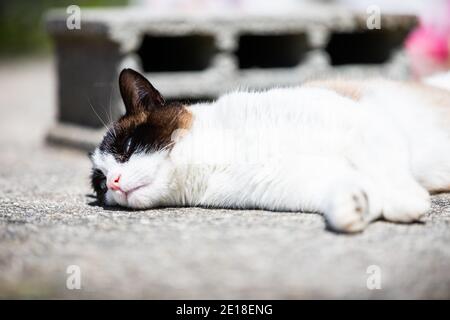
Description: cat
xmin=90 ymin=68 xmax=450 ymax=233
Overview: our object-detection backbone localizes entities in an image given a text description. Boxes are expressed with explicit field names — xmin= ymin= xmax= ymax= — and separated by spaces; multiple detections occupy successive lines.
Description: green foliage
xmin=0 ymin=0 xmax=129 ymax=56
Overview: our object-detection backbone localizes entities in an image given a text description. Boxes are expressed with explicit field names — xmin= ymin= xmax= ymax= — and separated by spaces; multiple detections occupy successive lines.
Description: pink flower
xmin=406 ymin=25 xmax=449 ymax=63
xmin=405 ymin=1 xmax=450 ymax=77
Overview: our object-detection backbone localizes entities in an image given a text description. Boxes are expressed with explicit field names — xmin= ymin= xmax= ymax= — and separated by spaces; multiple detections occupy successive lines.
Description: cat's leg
xmin=283 ymin=154 xmax=429 ymax=231
xmin=318 ymin=161 xmax=429 ymax=230
xmin=354 ymin=134 xmax=431 ymax=224
xmin=373 ymin=168 xmax=430 ymax=223
xmin=268 ymin=156 xmax=384 ymax=233
xmin=207 ymin=156 xmax=382 ymax=232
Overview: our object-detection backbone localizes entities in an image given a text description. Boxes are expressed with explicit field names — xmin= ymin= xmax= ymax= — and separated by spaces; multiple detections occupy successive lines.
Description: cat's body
xmin=91 ymin=69 xmax=450 ymax=232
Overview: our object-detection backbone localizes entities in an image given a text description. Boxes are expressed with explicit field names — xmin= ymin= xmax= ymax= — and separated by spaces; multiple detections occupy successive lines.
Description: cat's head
xmin=90 ymin=69 xmax=192 ymax=208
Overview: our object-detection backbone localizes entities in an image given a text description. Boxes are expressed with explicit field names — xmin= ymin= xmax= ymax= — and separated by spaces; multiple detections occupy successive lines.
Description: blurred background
xmin=1 ymin=0 xmax=450 ymax=299
xmin=0 ymin=0 xmax=127 ymax=55
xmin=1 ymin=0 xmax=450 ymax=150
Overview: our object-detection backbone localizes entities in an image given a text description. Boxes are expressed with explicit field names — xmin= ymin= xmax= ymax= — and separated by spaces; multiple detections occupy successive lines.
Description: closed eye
xmin=124 ymin=137 xmax=133 ymax=154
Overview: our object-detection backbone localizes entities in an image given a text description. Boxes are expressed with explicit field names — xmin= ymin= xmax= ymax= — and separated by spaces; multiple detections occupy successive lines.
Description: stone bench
xmin=45 ymin=5 xmax=416 ymax=150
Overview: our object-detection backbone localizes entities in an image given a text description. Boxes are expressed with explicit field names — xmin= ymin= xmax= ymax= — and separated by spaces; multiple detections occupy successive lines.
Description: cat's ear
xmin=119 ymin=68 xmax=165 ymax=114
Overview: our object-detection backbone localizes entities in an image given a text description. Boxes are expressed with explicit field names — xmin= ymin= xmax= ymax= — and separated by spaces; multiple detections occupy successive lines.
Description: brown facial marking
xmin=115 ymin=103 xmax=192 ymax=153
xmin=98 ymin=69 xmax=192 ymax=162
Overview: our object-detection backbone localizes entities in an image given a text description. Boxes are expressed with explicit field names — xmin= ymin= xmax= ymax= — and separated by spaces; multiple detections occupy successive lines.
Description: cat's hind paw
xmin=382 ymin=187 xmax=430 ymax=223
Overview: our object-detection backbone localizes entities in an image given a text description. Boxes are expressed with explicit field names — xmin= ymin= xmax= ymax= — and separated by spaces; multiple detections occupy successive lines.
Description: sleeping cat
xmin=90 ymin=68 xmax=450 ymax=233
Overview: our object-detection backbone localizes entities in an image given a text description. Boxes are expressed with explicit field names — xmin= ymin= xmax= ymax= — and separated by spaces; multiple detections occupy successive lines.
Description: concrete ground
xmin=0 ymin=58 xmax=449 ymax=299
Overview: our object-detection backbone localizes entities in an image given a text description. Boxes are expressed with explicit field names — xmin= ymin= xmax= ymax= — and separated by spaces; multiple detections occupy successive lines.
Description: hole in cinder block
xmin=325 ymin=30 xmax=409 ymax=65
xmin=138 ymin=35 xmax=216 ymax=72
xmin=237 ymin=34 xmax=309 ymax=69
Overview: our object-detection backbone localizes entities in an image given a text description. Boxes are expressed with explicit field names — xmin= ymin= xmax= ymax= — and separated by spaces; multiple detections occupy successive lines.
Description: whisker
xmin=85 ymin=94 xmax=110 ymax=133
xmin=106 ymin=84 xmax=117 ymax=137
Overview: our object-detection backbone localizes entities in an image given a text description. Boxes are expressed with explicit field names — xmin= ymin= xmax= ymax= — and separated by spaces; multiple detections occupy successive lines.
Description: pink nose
xmin=108 ymin=174 xmax=122 ymax=191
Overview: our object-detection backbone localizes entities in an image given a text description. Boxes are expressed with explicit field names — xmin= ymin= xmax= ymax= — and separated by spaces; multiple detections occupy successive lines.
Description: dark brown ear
xmin=119 ymin=68 xmax=165 ymax=114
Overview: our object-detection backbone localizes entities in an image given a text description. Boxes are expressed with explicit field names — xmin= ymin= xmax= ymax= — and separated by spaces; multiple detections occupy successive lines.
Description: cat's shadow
xmin=86 ymin=194 xmax=177 ymax=212
xmin=85 ymin=194 xmax=427 ymax=234
xmin=86 ymin=194 xmax=146 ymax=212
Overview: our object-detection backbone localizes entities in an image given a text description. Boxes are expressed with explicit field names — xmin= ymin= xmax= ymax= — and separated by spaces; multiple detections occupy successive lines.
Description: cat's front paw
xmin=325 ymin=183 xmax=382 ymax=233
xmin=325 ymin=188 xmax=370 ymax=233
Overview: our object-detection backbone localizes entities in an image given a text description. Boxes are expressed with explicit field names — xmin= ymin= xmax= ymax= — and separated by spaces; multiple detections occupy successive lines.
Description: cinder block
xmin=45 ymin=6 xmax=416 ymax=150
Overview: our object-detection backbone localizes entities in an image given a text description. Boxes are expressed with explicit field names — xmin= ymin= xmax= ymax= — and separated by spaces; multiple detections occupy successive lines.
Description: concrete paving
xmin=0 ymin=58 xmax=449 ymax=299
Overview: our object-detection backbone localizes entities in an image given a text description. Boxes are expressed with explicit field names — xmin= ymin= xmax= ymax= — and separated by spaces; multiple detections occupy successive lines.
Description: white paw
xmin=325 ymin=188 xmax=373 ymax=233
xmin=382 ymin=187 xmax=430 ymax=223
